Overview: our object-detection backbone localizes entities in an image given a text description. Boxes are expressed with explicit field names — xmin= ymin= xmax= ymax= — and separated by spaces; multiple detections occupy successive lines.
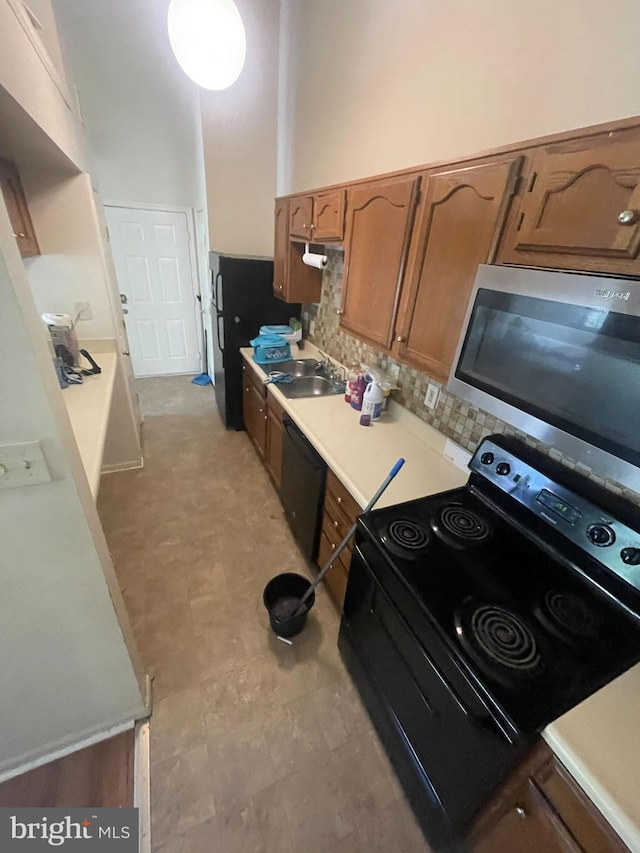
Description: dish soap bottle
xmin=345 ymin=361 xmax=359 ymax=404
xmin=349 ymin=368 xmax=367 ymax=411
xmin=362 ymin=380 xmax=383 ymax=421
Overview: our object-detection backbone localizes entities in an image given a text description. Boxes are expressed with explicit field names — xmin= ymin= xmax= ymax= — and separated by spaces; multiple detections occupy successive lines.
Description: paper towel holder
xmin=302 ymin=242 xmax=328 ymax=270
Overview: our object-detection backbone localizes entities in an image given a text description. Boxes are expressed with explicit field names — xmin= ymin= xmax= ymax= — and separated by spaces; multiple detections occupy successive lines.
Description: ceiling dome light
xmin=168 ymin=0 xmax=246 ymax=90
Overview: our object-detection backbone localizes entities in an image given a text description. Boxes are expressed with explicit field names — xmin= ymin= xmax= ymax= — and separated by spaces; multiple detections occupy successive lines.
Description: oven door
xmin=447 ymin=264 xmax=640 ymax=493
xmin=339 ymin=545 xmax=523 ymax=851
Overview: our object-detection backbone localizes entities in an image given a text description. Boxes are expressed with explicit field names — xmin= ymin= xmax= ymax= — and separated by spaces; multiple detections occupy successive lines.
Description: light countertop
xmin=241 ymin=345 xmax=640 ymax=851
xmin=62 ymin=351 xmax=117 ymax=498
xmin=240 ymin=346 xmax=468 ymax=508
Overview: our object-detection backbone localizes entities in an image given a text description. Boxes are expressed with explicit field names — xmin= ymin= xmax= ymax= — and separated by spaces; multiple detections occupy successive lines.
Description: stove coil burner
xmin=382 ymin=519 xmax=430 ymax=559
xmin=457 ymin=604 xmax=543 ymax=682
xmin=432 ymin=504 xmax=492 ymax=549
xmin=538 ymin=590 xmax=600 ymax=641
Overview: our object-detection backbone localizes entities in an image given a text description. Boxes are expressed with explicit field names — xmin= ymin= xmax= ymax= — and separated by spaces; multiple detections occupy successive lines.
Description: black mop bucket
xmin=262 ymin=458 xmax=405 ymax=640
xmin=263 ymin=572 xmax=316 ymax=638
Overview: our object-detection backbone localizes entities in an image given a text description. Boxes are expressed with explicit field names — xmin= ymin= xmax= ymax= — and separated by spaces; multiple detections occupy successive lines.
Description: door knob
xmin=122 ymin=308 xmax=129 ymax=314
xmin=120 ymin=293 xmax=128 ymax=304
xmin=514 ymin=806 xmax=526 ymax=820
xmin=122 ymin=350 xmax=130 ymax=356
xmin=618 ymin=209 xmax=637 ymax=225
xmin=396 ymin=335 xmax=406 ymax=342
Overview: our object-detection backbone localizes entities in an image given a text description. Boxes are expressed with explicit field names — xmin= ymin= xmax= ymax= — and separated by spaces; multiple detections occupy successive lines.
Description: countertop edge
xmin=62 ymin=352 xmax=117 ymax=498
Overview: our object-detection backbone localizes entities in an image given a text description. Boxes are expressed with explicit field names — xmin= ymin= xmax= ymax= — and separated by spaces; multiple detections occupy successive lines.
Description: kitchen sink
xmin=280 ymin=375 xmax=341 ymax=399
xmin=272 ymin=359 xmax=322 ymax=378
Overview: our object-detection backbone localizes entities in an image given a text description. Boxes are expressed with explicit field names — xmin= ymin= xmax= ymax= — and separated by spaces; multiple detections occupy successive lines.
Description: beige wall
xmin=287 ymin=0 xmax=640 ymax=192
xmin=201 ymin=0 xmax=279 ymax=256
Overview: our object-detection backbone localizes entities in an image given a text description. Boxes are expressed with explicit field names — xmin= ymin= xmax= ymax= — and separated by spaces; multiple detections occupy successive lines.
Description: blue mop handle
xmin=292 ymin=458 xmax=405 ymax=615
xmin=363 ymin=457 xmax=405 ymax=515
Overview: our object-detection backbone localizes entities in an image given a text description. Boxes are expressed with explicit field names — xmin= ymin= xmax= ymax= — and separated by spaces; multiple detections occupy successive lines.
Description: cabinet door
xmin=312 ymin=189 xmax=346 ymax=241
xmin=395 ymin=157 xmax=522 ymax=381
xmin=273 ymin=198 xmax=289 ymax=298
xmin=0 ymin=157 xmax=40 ymax=258
xmin=499 ymin=129 xmax=640 ymax=275
xmin=265 ymin=404 xmax=284 ymax=489
xmin=289 ymin=195 xmax=314 ymax=240
xmin=473 ymin=780 xmax=583 ymax=853
xmin=341 ymin=176 xmax=420 ymax=350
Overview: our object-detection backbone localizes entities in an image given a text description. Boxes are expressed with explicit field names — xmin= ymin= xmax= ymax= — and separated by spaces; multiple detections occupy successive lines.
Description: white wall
xmin=201 ymin=0 xmax=280 ymax=256
xmin=0 ymin=196 xmax=145 ymax=779
xmin=285 ymin=0 xmax=640 ymax=191
xmin=52 ymin=0 xmax=206 ymax=213
xmin=22 ymin=169 xmax=117 ymax=340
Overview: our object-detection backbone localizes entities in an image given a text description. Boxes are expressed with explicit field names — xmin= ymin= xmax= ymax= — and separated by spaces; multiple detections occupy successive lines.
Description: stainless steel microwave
xmin=448 ymin=265 xmax=640 ymax=493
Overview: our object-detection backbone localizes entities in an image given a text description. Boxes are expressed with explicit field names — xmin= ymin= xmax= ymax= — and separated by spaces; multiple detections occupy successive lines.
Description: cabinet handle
xmin=331 ymin=543 xmax=336 ymax=550
xmin=396 ymin=335 xmax=406 ymax=342
xmin=336 ymin=309 xmax=344 ymax=316
xmin=19 ymin=232 xmax=25 ymax=238
xmin=302 ymin=223 xmax=308 ymax=230
xmin=259 ymin=408 xmax=263 ymax=413
xmin=337 ymin=497 xmax=343 ymax=504
xmin=618 ymin=209 xmax=637 ymax=225
xmin=333 ymin=520 xmax=339 ymax=528
xmin=514 ymin=806 xmax=526 ymax=820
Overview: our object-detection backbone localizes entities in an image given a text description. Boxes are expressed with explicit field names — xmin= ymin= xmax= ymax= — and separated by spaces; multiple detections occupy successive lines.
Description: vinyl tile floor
xmin=97 ymin=376 xmax=429 ymax=853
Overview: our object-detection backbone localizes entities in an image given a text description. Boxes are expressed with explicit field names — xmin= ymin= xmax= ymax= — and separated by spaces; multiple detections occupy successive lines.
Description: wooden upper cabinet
xmin=289 ymin=195 xmax=314 ymax=240
xmin=312 ymin=189 xmax=346 ymax=241
xmin=498 ymin=128 xmax=640 ymax=275
xmin=394 ymin=156 xmax=523 ymax=381
xmin=273 ymin=198 xmax=289 ymax=297
xmin=0 ymin=157 xmax=40 ymax=259
xmin=340 ymin=176 xmax=420 ymax=350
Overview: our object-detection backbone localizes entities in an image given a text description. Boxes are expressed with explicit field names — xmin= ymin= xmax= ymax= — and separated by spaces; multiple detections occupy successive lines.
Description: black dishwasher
xmin=280 ymin=415 xmax=327 ymax=562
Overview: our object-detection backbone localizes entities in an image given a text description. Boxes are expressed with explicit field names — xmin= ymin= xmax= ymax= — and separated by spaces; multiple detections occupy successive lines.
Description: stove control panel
xmin=470 ymin=438 xmax=640 ymax=593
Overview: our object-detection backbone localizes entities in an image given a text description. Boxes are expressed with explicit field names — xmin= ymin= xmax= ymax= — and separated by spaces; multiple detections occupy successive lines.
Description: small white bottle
xmin=361 ymin=381 xmax=383 ymax=421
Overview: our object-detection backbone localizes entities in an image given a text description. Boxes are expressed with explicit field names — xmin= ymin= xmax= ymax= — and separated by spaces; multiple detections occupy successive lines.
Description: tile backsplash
xmin=303 ymin=249 xmax=640 ymax=507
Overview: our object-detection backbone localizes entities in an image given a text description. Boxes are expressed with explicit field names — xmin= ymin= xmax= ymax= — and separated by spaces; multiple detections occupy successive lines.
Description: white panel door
xmin=105 ymin=206 xmax=201 ymax=377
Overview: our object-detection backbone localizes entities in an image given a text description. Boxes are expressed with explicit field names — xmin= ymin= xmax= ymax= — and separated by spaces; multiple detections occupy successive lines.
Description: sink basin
xmin=280 ymin=375 xmax=339 ymax=399
xmin=272 ymin=359 xmax=322 ymax=378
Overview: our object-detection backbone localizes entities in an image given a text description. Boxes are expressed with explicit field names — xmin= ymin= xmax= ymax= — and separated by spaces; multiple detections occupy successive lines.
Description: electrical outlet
xmin=424 ymin=384 xmax=439 ymax=409
xmin=309 ymin=319 xmax=316 ymax=336
xmin=388 ymin=362 xmax=400 ymax=381
xmin=0 ymin=441 xmax=51 ymax=489
xmin=74 ymin=301 xmax=92 ymax=321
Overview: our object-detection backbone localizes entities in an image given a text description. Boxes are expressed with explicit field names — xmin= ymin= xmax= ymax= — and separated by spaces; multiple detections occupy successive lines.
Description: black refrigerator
xmin=209 ymin=252 xmax=300 ymax=430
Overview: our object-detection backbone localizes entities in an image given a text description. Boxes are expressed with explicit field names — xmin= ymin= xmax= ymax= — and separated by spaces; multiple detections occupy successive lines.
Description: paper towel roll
xmin=302 ymin=251 xmax=328 ymax=269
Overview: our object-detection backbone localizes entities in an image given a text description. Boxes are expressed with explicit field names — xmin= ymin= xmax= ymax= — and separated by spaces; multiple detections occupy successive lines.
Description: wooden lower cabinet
xmin=265 ymin=395 xmax=284 ymax=489
xmin=317 ymin=470 xmax=361 ymax=608
xmin=242 ymin=364 xmax=267 ymax=459
xmin=471 ymin=742 xmax=627 ymax=853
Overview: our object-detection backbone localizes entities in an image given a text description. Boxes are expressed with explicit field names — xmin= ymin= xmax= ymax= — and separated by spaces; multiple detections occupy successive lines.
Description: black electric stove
xmin=338 ymin=434 xmax=640 ymax=852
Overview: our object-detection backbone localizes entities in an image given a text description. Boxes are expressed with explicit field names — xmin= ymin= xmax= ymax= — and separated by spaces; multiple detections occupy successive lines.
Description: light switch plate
xmin=424 ymin=384 xmax=439 ymax=409
xmin=309 ymin=319 xmax=316 ymax=336
xmin=0 ymin=441 xmax=52 ymax=489
xmin=444 ymin=439 xmax=472 ymax=472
